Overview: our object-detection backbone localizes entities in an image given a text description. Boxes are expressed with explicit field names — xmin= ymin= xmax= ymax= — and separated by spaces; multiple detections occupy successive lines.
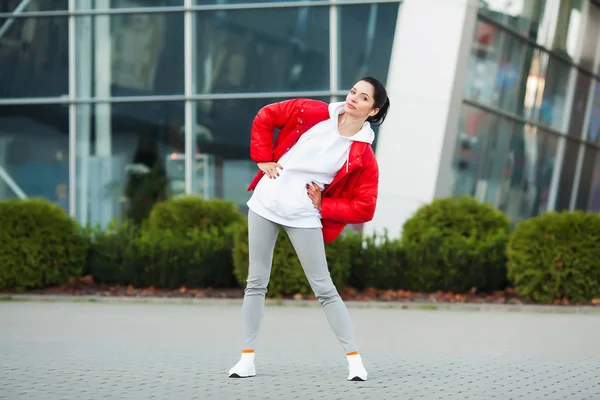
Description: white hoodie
xmin=247 ymin=102 xmax=375 ymax=228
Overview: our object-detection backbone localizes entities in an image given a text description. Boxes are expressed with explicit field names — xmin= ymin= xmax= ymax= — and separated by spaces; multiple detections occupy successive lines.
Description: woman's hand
xmin=306 ymin=182 xmax=322 ymax=211
xmin=257 ymin=162 xmax=283 ymax=179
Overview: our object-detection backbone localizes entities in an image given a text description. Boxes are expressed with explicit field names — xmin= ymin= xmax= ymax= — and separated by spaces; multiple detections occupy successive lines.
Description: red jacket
xmin=247 ymin=98 xmax=379 ymax=243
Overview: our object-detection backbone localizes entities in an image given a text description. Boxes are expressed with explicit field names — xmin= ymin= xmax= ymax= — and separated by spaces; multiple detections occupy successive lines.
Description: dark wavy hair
xmin=359 ymin=76 xmax=390 ymax=126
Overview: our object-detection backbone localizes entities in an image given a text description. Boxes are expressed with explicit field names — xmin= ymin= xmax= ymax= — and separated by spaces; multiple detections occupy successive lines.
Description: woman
xmin=228 ymin=76 xmax=390 ymax=382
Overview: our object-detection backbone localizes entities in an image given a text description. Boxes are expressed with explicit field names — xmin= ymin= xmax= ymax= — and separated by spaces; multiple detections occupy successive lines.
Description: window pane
xmin=0 ymin=15 xmax=68 ymax=98
xmin=0 ymin=0 xmax=68 ymax=11
xmin=339 ymin=3 xmax=399 ymax=89
xmin=588 ymin=80 xmax=600 ymax=144
xmin=451 ymin=105 xmax=487 ymax=198
xmin=75 ymin=101 xmax=184 ymax=226
xmin=537 ymin=54 xmax=571 ymax=131
xmin=521 ymin=127 xmax=559 ymax=217
xmin=451 ymin=104 xmax=558 ymax=222
xmin=0 ymin=105 xmax=69 ymax=209
xmin=567 ymin=71 xmax=592 ymax=138
xmin=547 ymin=0 xmax=584 ymax=59
xmin=194 ymin=97 xmax=330 ymax=210
xmin=478 ymin=0 xmax=584 ymax=59
xmin=194 ymin=7 xmax=329 ymax=93
xmin=574 ymin=145 xmax=597 ymax=210
xmin=111 ymin=0 xmax=182 ymax=7
xmin=581 ymin=149 xmax=600 ymax=211
xmin=580 ymin=3 xmax=600 ymax=71
xmin=554 ymin=138 xmax=580 ymax=211
xmin=478 ymin=0 xmax=546 ymax=38
xmin=74 ymin=12 xmax=184 ymax=97
xmin=465 ymin=22 xmax=538 ymax=118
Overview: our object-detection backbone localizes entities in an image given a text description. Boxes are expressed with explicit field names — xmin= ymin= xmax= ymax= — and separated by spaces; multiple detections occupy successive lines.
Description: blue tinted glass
xmin=194 ymin=7 xmax=329 ymax=93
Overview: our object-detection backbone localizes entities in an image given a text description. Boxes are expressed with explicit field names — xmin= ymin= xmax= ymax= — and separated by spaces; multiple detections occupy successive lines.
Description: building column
xmin=363 ymin=0 xmax=478 ymax=238
xmin=91 ymin=0 xmax=114 ymax=227
xmin=74 ymin=0 xmax=92 ymax=223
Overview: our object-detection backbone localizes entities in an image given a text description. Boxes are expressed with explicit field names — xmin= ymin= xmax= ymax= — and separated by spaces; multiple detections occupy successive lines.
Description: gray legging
xmin=241 ymin=210 xmax=358 ymax=354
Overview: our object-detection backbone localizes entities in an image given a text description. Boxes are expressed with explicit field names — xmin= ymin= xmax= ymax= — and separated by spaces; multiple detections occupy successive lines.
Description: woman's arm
xmin=319 ymin=160 xmax=379 ymax=224
xmin=250 ymin=98 xmax=300 ymax=163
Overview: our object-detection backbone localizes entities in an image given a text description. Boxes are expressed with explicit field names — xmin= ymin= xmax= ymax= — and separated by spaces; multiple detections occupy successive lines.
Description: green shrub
xmin=86 ymin=220 xmax=234 ymax=289
xmin=147 ymin=195 xmax=243 ymax=234
xmin=507 ymin=211 xmax=600 ymax=303
xmin=124 ymin=227 xmax=228 ymax=289
xmin=232 ymin=221 xmax=351 ymax=297
xmin=0 ymin=198 xmax=88 ymax=291
xmin=345 ymin=232 xmax=407 ymax=290
xmin=402 ymin=196 xmax=510 ymax=293
xmin=146 ymin=195 xmax=243 ymax=287
xmin=84 ymin=221 xmax=138 ymax=285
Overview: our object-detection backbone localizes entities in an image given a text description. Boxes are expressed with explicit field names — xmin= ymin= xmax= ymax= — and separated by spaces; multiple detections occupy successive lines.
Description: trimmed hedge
xmin=0 ymin=198 xmax=88 ymax=291
xmin=345 ymin=232 xmax=407 ymax=290
xmin=86 ymin=196 xmax=242 ymax=288
xmin=402 ymin=196 xmax=510 ymax=293
xmin=507 ymin=211 xmax=600 ymax=303
xmin=5 ymin=193 xmax=598 ymax=306
xmin=232 ymin=221 xmax=351 ymax=297
xmin=147 ymin=195 xmax=243 ymax=287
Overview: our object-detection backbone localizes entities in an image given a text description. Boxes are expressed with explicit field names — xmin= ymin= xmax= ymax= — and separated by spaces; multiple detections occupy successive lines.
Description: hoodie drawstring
xmin=345 ymin=140 xmax=351 ymax=173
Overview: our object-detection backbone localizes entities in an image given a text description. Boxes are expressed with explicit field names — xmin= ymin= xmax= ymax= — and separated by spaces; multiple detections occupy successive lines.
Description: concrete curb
xmin=1 ymin=293 xmax=599 ymax=314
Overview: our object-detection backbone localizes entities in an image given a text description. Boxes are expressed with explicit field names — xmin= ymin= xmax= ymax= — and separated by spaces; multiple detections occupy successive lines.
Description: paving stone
xmin=1 ymin=301 xmax=600 ymax=399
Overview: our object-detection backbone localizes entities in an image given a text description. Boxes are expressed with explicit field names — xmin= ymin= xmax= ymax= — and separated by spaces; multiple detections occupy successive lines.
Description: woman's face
xmin=343 ymin=80 xmax=379 ymax=119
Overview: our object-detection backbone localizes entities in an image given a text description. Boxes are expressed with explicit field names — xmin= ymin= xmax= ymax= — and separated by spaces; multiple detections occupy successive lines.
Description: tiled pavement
xmin=1 ymin=300 xmax=600 ymax=399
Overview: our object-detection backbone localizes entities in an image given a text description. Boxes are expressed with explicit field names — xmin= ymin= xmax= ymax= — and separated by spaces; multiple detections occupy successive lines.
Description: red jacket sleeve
xmin=320 ymin=159 xmax=379 ymax=224
xmin=250 ymin=99 xmax=300 ymax=163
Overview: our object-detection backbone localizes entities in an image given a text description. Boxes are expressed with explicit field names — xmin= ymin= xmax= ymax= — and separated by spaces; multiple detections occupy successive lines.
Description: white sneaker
xmin=347 ymin=353 xmax=368 ymax=381
xmin=228 ymin=352 xmax=256 ymax=378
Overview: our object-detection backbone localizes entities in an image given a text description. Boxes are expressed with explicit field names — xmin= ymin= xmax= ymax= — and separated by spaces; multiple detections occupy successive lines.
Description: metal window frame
xmin=7 ymin=0 xmax=405 ymax=222
xmin=68 ymin=0 xmax=76 ymax=217
xmin=0 ymin=0 xmax=402 ymax=18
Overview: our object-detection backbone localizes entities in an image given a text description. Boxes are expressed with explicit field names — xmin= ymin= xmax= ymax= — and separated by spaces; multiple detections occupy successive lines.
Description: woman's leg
xmin=284 ymin=226 xmax=368 ymax=381
xmin=229 ymin=210 xmax=280 ymax=378
xmin=242 ymin=210 xmax=281 ymax=350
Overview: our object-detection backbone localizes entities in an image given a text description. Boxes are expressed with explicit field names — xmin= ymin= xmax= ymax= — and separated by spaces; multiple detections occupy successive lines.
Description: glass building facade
xmin=452 ymin=0 xmax=600 ymax=223
xmin=1 ymin=0 xmax=599 ymax=235
xmin=0 ymin=0 xmax=400 ymax=228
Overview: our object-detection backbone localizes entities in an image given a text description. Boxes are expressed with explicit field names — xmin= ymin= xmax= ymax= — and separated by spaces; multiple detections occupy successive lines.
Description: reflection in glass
xmin=339 ymin=3 xmax=399 ymax=89
xmin=554 ymin=138 xmax=579 ymax=211
xmin=579 ymin=148 xmax=600 ymax=212
xmin=451 ymin=104 xmax=558 ymax=222
xmin=537 ymin=54 xmax=571 ymax=130
xmin=567 ymin=71 xmax=592 ymax=138
xmin=0 ymin=15 xmax=68 ymax=98
xmin=0 ymin=105 xmax=69 ymax=210
xmin=194 ymin=7 xmax=329 ymax=94
xmin=587 ymin=80 xmax=600 ymax=144
xmin=465 ymin=20 xmax=580 ymax=131
xmin=75 ymin=101 xmax=184 ymax=227
xmin=574 ymin=145 xmax=597 ymax=210
xmin=478 ymin=0 xmax=584 ymax=59
xmin=0 ymin=0 xmax=67 ymax=11
xmin=465 ymin=22 xmax=537 ymax=118
xmin=548 ymin=0 xmax=583 ymax=59
xmin=478 ymin=0 xmax=546 ymax=38
xmin=111 ymin=0 xmax=182 ymax=7
xmin=579 ymin=3 xmax=600 ymax=71
xmin=74 ymin=11 xmax=184 ymax=97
